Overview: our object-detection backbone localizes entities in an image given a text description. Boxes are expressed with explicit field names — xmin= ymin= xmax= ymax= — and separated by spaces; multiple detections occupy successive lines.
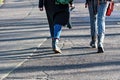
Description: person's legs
xmin=97 ymin=2 xmax=109 ymax=53
xmin=46 ymin=12 xmax=62 ymax=53
xmin=52 ymin=24 xmax=62 ymax=53
xmin=88 ymin=4 xmax=97 ymax=48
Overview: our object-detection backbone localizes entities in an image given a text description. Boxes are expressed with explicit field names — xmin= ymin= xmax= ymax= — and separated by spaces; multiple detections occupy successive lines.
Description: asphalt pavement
xmin=0 ymin=0 xmax=120 ymax=80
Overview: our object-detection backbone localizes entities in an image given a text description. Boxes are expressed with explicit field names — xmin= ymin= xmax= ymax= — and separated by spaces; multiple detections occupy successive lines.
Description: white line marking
xmin=1 ymin=39 xmax=47 ymax=80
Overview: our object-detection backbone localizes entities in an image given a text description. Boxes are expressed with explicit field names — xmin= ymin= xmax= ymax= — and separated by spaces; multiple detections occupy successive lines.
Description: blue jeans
xmin=54 ymin=24 xmax=62 ymax=39
xmin=88 ymin=2 xmax=109 ymax=47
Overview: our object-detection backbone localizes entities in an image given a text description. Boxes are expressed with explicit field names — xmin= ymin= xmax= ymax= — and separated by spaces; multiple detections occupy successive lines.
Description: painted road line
xmin=0 ymin=39 xmax=47 ymax=80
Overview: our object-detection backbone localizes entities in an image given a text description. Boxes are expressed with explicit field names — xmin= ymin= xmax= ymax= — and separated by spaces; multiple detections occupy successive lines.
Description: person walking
xmin=85 ymin=0 xmax=113 ymax=53
xmin=39 ymin=0 xmax=73 ymax=53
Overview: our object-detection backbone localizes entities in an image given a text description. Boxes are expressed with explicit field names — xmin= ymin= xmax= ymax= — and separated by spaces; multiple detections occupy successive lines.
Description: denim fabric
xmin=88 ymin=2 xmax=109 ymax=47
xmin=54 ymin=24 xmax=62 ymax=39
xmin=97 ymin=2 xmax=109 ymax=47
xmin=88 ymin=3 xmax=97 ymax=37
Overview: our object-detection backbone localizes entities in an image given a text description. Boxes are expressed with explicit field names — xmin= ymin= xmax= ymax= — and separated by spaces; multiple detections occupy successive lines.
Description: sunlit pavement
xmin=0 ymin=0 xmax=120 ymax=80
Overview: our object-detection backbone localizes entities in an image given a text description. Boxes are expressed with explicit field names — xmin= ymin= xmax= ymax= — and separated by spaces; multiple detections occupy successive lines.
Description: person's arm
xmin=69 ymin=1 xmax=73 ymax=5
xmin=86 ymin=0 xmax=88 ymax=3
xmin=85 ymin=0 xmax=88 ymax=8
xmin=39 ymin=0 xmax=44 ymax=11
xmin=69 ymin=1 xmax=75 ymax=11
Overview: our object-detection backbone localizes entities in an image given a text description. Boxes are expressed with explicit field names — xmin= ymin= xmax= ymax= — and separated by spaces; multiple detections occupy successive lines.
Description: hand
xmin=85 ymin=3 xmax=88 ymax=8
xmin=69 ymin=4 xmax=75 ymax=11
xmin=39 ymin=7 xmax=43 ymax=11
xmin=70 ymin=4 xmax=75 ymax=8
xmin=109 ymin=0 xmax=113 ymax=1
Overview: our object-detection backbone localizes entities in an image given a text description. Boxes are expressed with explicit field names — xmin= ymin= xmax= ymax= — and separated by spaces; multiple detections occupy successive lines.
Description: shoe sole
xmin=53 ymin=49 xmax=62 ymax=54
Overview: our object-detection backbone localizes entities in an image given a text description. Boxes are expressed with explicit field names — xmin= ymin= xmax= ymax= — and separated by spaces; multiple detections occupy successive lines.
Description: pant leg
xmin=88 ymin=4 xmax=97 ymax=38
xmin=46 ymin=12 xmax=54 ymax=38
xmin=54 ymin=24 xmax=62 ymax=39
xmin=97 ymin=2 xmax=109 ymax=47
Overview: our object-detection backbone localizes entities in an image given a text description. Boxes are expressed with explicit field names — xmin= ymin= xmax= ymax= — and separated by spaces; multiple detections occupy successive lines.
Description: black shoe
xmin=97 ymin=47 xmax=104 ymax=53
